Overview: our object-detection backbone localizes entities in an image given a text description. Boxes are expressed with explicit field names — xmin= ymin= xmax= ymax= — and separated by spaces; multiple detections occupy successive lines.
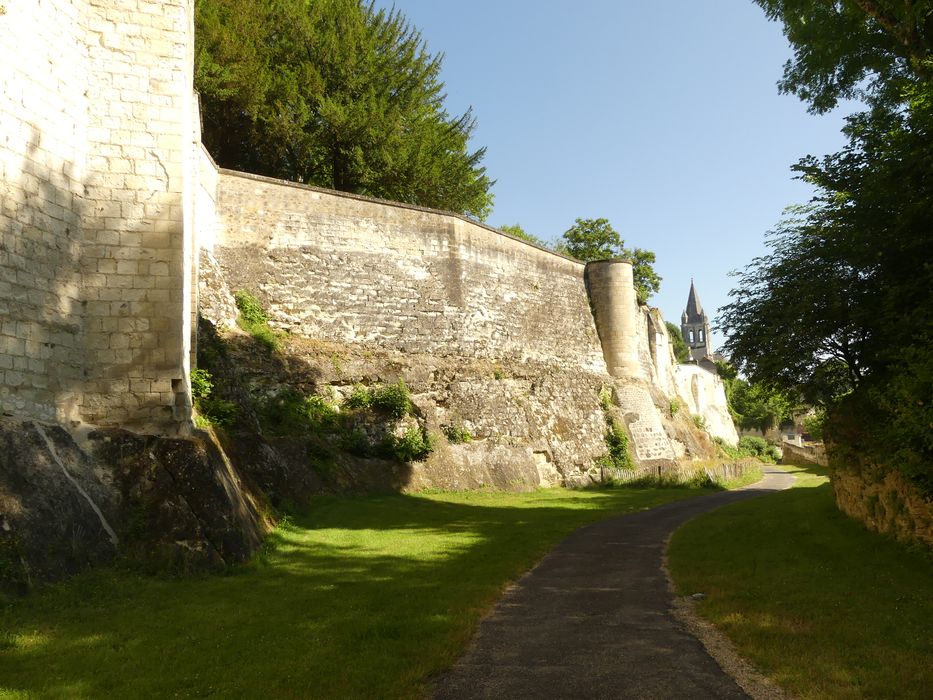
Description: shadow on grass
xmin=0 ymin=487 xmax=706 ymax=699
xmin=669 ymin=466 xmax=933 ymax=699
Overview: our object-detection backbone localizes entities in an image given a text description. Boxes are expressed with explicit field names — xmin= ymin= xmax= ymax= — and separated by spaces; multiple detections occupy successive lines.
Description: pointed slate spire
xmin=684 ymin=279 xmax=704 ymax=322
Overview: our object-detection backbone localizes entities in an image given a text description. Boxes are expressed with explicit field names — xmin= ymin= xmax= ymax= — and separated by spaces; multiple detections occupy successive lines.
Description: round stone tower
xmin=585 ymin=260 xmax=640 ymax=378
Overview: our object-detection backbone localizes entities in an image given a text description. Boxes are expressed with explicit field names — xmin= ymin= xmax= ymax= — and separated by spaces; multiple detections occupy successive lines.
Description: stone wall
xmin=1 ymin=0 xmax=738 ymax=473
xmin=831 ymin=462 xmax=933 ymax=548
xmin=203 ymin=168 xmax=740 ymax=486
xmin=0 ymin=0 xmax=195 ymax=431
xmin=210 ymin=170 xmax=607 ymax=373
xmin=782 ymin=441 xmax=827 ymax=467
xmin=0 ymin=0 xmax=88 ymax=424
xmin=673 ymin=364 xmax=739 ymax=445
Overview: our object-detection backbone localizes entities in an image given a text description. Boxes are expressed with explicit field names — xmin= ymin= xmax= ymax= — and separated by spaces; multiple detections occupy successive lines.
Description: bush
xmin=442 ymin=424 xmax=473 ymax=444
xmin=190 ymin=368 xmax=213 ymax=400
xmin=599 ymin=418 xmax=634 ymax=471
xmin=199 ymin=397 xmax=238 ymax=427
xmin=599 ymin=386 xmax=613 ymax=411
xmin=234 ymin=289 xmax=280 ymax=352
xmin=234 ymin=289 xmax=268 ymax=326
xmin=190 ymin=367 xmax=238 ymax=427
xmin=257 ymin=389 xmax=337 ymax=437
xmin=392 ymin=427 xmax=436 ymax=462
xmin=715 ymin=436 xmax=780 ymax=463
xmin=344 ymin=384 xmax=373 ymax=410
xmin=372 ymin=380 xmax=412 ymax=418
xmin=692 ymin=414 xmax=706 ymax=430
xmin=338 ymin=429 xmax=371 ymax=457
xmin=737 ymin=436 xmax=781 ymax=463
xmin=669 ymin=398 xmax=681 ymax=416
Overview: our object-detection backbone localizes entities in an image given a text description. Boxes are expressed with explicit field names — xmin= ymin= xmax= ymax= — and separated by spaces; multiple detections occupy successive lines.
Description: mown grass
xmin=0 ymin=486 xmax=711 ymax=699
xmin=668 ymin=463 xmax=933 ymax=699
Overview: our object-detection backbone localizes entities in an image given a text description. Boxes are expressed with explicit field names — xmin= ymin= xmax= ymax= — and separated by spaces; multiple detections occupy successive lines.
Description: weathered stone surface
xmin=0 ymin=416 xmax=268 ymax=590
xmin=830 ymin=460 xmax=933 ymax=547
xmin=211 ymin=171 xmax=606 ymax=374
xmin=195 ymin=322 xmax=729 ymax=497
xmin=0 ymin=419 xmax=118 ymax=590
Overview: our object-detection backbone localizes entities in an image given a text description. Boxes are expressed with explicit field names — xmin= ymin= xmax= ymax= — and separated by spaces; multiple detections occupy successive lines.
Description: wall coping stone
xmin=216 ymin=167 xmax=584 ymax=265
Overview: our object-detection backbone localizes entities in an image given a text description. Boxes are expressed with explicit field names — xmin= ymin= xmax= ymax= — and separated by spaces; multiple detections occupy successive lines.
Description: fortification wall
xmin=209 ymin=171 xmax=607 ymax=373
xmin=0 ymin=0 xmax=89 ymax=423
xmin=0 ymin=0 xmax=195 ymax=431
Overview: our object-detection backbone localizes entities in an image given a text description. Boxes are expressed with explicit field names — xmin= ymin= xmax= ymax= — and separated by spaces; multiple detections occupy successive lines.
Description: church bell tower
xmin=680 ymin=280 xmax=712 ymax=362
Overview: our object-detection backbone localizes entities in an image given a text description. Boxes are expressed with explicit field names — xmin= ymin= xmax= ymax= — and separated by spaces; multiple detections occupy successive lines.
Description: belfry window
xmin=689 ymin=330 xmax=695 ymax=343
xmin=699 ymin=330 xmax=704 ymax=343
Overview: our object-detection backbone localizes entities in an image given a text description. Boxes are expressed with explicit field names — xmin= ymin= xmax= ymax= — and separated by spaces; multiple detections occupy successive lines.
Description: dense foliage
xmin=195 ymin=0 xmax=494 ymax=219
xmin=558 ymin=218 xmax=662 ymax=303
xmin=665 ymin=321 xmax=691 ymax=363
xmin=722 ymin=1 xmax=933 ymax=492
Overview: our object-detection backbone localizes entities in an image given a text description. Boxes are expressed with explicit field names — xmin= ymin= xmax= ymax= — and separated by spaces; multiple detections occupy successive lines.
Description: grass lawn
xmin=668 ymin=463 xmax=933 ymax=699
xmin=1 ymin=486 xmax=709 ymax=699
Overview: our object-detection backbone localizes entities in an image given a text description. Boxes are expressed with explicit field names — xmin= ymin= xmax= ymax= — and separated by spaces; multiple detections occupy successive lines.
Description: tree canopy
xmin=557 ymin=218 xmax=662 ymax=304
xmin=754 ymin=0 xmax=933 ymax=113
xmin=194 ymin=0 xmax=494 ymax=219
xmin=724 ymin=1 xmax=933 ymax=493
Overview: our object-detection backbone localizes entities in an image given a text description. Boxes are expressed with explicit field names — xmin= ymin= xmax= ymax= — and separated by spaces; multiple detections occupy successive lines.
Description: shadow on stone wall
xmin=1 ymin=124 xmax=86 ymax=423
xmin=195 ymin=316 xmax=417 ymax=505
xmin=0 ymin=126 xmax=267 ymax=591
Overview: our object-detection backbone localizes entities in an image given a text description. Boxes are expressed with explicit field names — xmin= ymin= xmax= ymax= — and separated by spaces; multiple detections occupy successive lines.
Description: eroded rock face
xmin=198 ymin=330 xmax=720 ymax=496
xmin=0 ymin=416 xmax=268 ymax=591
xmin=0 ymin=420 xmax=118 ymax=591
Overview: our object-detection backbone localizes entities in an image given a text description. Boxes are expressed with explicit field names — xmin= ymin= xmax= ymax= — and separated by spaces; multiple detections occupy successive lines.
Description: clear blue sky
xmin=375 ymin=0 xmax=854 ymax=349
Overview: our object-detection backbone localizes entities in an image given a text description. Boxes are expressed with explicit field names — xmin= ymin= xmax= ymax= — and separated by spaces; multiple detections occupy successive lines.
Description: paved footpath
xmin=433 ymin=467 xmax=795 ymax=700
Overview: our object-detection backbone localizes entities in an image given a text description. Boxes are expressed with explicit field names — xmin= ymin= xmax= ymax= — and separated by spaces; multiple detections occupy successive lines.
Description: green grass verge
xmin=1 ymin=487 xmax=709 ymax=699
xmin=668 ymin=463 xmax=933 ymax=699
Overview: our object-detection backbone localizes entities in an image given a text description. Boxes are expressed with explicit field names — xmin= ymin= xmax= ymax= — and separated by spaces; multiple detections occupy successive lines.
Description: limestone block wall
xmin=210 ymin=171 xmax=607 ymax=373
xmin=0 ymin=0 xmax=195 ymax=431
xmin=79 ymin=0 xmax=194 ymax=429
xmin=0 ymin=0 xmax=89 ymax=423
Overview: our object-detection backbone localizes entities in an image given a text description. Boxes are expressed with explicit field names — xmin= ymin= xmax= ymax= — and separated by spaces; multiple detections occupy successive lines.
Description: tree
xmin=195 ymin=0 xmax=494 ymax=219
xmin=727 ymin=1 xmax=933 ymax=494
xmin=559 ymin=218 xmax=625 ymax=261
xmin=754 ymin=0 xmax=933 ymax=114
xmin=714 ymin=359 xmax=795 ymax=434
xmin=559 ymin=218 xmax=662 ymax=304
xmin=727 ymin=380 xmax=795 ymax=434
xmin=498 ymin=224 xmax=546 ymax=247
xmin=666 ymin=322 xmax=691 ymax=363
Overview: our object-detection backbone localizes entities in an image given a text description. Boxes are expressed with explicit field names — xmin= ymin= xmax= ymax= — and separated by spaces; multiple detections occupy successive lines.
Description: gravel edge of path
xmin=662 ymin=515 xmax=795 ymax=700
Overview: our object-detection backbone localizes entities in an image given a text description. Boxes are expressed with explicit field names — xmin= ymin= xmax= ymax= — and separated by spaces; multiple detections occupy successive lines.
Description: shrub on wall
xmin=190 ymin=367 xmax=238 ymax=427
xmin=371 ymin=380 xmax=412 ymax=419
xmin=256 ymin=389 xmax=337 ymax=437
xmin=391 ymin=427 xmax=436 ymax=462
xmin=234 ymin=290 xmax=280 ymax=352
xmin=442 ymin=424 xmax=473 ymax=444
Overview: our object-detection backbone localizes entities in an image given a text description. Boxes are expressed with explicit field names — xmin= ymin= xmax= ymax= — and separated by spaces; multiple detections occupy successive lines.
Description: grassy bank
xmin=668 ymin=463 xmax=933 ymax=699
xmin=1 ymin=486 xmax=709 ymax=699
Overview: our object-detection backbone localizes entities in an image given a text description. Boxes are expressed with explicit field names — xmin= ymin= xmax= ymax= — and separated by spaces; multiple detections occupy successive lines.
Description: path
xmin=433 ymin=466 xmax=794 ymax=699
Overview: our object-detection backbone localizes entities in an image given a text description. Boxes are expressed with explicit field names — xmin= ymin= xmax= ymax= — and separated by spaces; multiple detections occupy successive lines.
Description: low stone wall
xmin=831 ymin=463 xmax=933 ymax=548
xmin=781 ymin=442 xmax=827 ymax=467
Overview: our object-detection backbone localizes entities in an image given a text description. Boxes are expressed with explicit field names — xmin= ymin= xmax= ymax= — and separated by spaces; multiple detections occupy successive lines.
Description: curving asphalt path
xmin=433 ymin=467 xmax=795 ymax=700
